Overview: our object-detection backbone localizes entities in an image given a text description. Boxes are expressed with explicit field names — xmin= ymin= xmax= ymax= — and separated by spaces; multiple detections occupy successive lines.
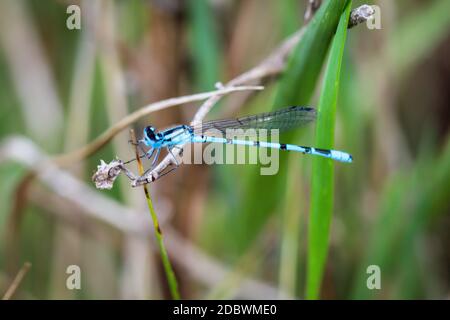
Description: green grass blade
xmin=144 ymin=187 xmax=180 ymax=300
xmin=132 ymin=131 xmax=180 ymax=300
xmin=306 ymin=1 xmax=352 ymax=300
xmin=188 ymin=0 xmax=221 ymax=92
xmin=231 ymin=0 xmax=347 ymax=255
xmin=273 ymin=0 xmax=347 ymax=107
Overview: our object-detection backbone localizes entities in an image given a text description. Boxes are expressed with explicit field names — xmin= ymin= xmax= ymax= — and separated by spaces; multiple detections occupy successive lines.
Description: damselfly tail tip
xmin=348 ymin=155 xmax=353 ymax=163
xmin=341 ymin=153 xmax=353 ymax=163
xmin=330 ymin=150 xmax=353 ymax=163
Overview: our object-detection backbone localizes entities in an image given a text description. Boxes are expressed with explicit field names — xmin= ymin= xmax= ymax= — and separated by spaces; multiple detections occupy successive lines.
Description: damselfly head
xmin=144 ymin=126 xmax=157 ymax=142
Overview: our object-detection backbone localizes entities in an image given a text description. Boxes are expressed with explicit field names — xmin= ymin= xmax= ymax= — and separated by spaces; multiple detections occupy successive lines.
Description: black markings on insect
xmin=315 ymin=148 xmax=331 ymax=156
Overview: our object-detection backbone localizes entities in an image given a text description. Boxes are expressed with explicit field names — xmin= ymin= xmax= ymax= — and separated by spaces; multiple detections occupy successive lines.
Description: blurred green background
xmin=0 ymin=0 xmax=448 ymax=299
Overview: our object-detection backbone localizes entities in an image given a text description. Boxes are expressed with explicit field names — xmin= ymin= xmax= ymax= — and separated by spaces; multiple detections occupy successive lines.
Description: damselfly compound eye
xmin=144 ymin=126 xmax=157 ymax=141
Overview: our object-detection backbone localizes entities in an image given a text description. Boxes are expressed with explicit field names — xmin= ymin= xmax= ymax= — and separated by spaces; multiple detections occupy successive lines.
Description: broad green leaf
xmin=306 ymin=0 xmax=352 ymax=300
xmin=231 ymin=0 xmax=347 ymax=255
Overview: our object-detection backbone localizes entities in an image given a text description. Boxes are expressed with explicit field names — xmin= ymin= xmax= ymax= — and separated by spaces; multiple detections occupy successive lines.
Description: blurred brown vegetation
xmin=0 ymin=0 xmax=448 ymax=299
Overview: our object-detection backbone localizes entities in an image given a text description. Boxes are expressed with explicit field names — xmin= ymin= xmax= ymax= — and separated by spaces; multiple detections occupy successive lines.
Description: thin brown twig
xmin=2 ymin=262 xmax=31 ymax=300
xmin=5 ymin=173 xmax=35 ymax=276
xmin=304 ymin=0 xmax=322 ymax=25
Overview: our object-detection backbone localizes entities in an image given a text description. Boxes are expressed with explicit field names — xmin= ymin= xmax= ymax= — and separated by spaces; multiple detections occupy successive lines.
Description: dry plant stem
xmin=5 ymin=172 xmax=35 ymax=275
xmin=129 ymin=130 xmax=180 ymax=300
xmin=54 ymin=85 xmax=263 ymax=166
xmin=133 ymin=28 xmax=305 ymax=186
xmin=2 ymin=262 xmax=31 ymax=300
xmin=0 ymin=1 xmax=63 ymax=147
xmin=304 ymin=0 xmax=322 ymax=24
xmin=134 ymin=4 xmax=374 ymax=185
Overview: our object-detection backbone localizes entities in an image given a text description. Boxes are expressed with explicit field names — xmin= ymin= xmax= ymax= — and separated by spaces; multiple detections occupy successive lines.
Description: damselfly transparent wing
xmin=192 ymin=106 xmax=316 ymax=136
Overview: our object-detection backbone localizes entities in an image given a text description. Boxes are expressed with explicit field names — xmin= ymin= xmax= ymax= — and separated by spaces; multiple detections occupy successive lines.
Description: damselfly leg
xmin=167 ymin=147 xmax=180 ymax=166
xmin=151 ymin=148 xmax=161 ymax=168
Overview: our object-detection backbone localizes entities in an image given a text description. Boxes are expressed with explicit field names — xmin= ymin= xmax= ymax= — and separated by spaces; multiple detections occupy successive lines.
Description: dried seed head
xmin=92 ymin=159 xmax=123 ymax=190
xmin=349 ymin=5 xmax=375 ymax=28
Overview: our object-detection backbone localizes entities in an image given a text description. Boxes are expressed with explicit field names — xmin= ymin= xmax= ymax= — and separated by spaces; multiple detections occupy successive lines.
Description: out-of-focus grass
xmin=277 ymin=0 xmax=301 ymax=37
xmin=0 ymin=0 xmax=449 ymax=300
xmin=306 ymin=1 xmax=352 ymax=300
xmin=352 ymin=138 xmax=450 ymax=299
xmin=118 ymin=0 xmax=149 ymax=47
xmin=0 ymin=164 xmax=27 ymax=227
xmin=88 ymin=63 xmax=123 ymax=201
xmin=388 ymin=0 xmax=450 ymax=77
xmin=188 ymin=0 xmax=221 ymax=92
xmin=0 ymin=53 xmax=23 ymax=137
xmin=278 ymin=156 xmax=303 ymax=297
